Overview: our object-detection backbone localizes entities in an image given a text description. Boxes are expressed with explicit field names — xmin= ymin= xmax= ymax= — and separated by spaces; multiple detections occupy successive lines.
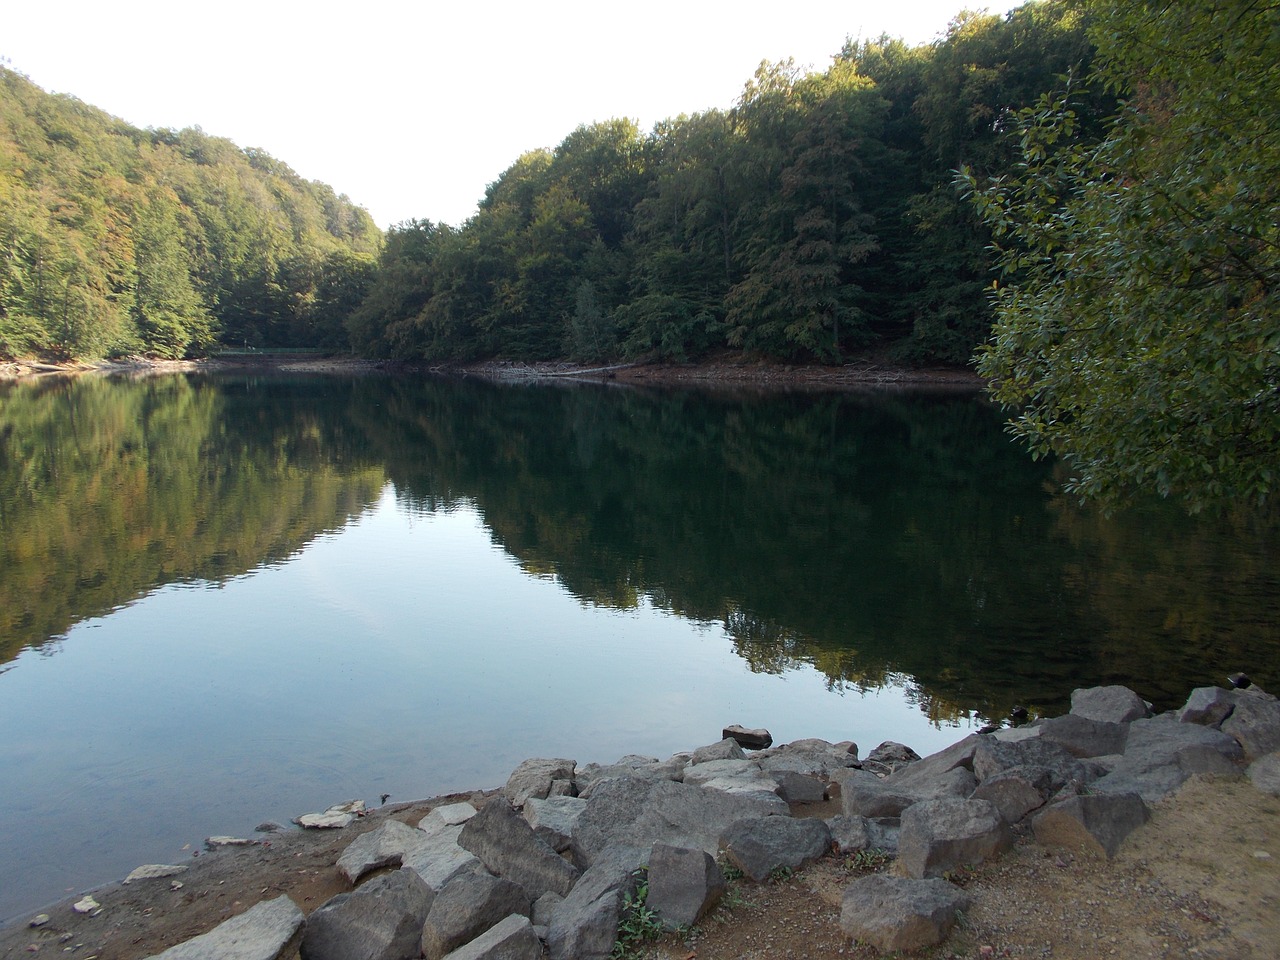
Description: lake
xmin=0 ymin=371 xmax=1276 ymax=923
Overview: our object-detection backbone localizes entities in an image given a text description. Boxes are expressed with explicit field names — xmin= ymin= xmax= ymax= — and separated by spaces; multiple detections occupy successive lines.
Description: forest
xmin=2 ymin=0 xmax=1099 ymax=365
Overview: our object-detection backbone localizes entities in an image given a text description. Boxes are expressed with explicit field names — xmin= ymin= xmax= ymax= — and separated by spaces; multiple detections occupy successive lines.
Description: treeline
xmin=351 ymin=0 xmax=1108 ymax=365
xmin=0 ymin=67 xmax=381 ymax=359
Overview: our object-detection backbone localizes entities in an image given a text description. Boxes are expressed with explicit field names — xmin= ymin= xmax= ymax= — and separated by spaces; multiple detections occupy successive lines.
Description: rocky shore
xmin=6 ymin=683 xmax=1279 ymax=960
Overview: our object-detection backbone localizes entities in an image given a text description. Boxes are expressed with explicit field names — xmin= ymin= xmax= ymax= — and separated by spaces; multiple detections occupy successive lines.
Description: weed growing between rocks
xmin=840 ymin=848 xmax=892 ymax=873
xmin=613 ymin=868 xmax=663 ymax=958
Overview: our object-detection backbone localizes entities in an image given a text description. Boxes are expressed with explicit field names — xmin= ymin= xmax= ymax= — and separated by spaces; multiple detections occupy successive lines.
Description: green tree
xmin=968 ymin=0 xmax=1280 ymax=510
xmin=131 ymin=191 xmax=216 ymax=357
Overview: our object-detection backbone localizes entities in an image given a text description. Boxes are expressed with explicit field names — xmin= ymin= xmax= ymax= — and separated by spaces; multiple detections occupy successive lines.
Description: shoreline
xmin=0 ymin=355 xmax=985 ymax=391
xmin=4 ymin=686 xmax=1278 ymax=959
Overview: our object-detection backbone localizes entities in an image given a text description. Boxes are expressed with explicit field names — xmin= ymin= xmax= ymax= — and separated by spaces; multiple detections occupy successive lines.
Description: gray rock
xmin=569 ymin=778 xmax=789 ymax=867
xmin=143 ymin=895 xmax=304 ymax=960
xmin=645 ymin=843 xmax=725 ymax=930
xmin=1070 ymin=685 xmax=1150 ymax=723
xmin=681 ymin=758 xmax=764 ymax=786
xmin=885 ymin=764 xmax=978 ymax=802
xmin=575 ymin=757 xmax=685 ymax=794
xmin=883 ymin=736 xmax=981 ymax=791
xmin=718 ymin=816 xmax=832 ymax=882
xmin=338 ymin=820 xmax=421 ymax=884
xmin=295 ymin=800 xmax=365 ymax=830
xmin=440 ymin=914 xmax=541 ymax=960
xmin=531 ymin=891 xmax=563 ymax=927
xmin=124 ymin=864 xmax=188 ymax=883
xmin=694 ymin=775 xmax=782 ymax=802
xmin=723 ymin=724 xmax=773 ymax=750
xmin=404 ymin=824 xmax=484 ymax=893
xmin=1091 ymin=714 xmax=1244 ymax=801
xmin=990 ymin=725 xmax=1043 ymax=743
xmin=839 ymin=874 xmax=970 ymax=953
xmin=1221 ymin=689 xmax=1280 ymax=761
xmin=545 ymin=846 xmax=647 ymax=960
xmin=1037 ymin=714 xmax=1129 ymax=758
xmin=972 ymin=737 xmax=1093 ymax=793
xmin=970 ymin=766 xmax=1051 ymax=824
xmin=1032 ymin=791 xmax=1149 ymax=858
xmin=770 ymin=770 xmax=827 ymax=804
xmin=897 ymin=798 xmax=1013 ymax=879
xmin=826 ymin=815 xmax=872 ymax=854
xmin=867 ymin=818 xmax=902 ymax=856
xmin=502 ymin=758 xmax=576 ymax=807
xmin=837 ymin=769 xmax=925 ymax=819
xmin=301 ymin=869 xmax=433 ymax=960
xmin=458 ymin=798 xmax=580 ymax=899
xmin=423 ymin=803 xmax=479 ymax=829
xmin=690 ymin=738 xmax=746 ymax=763
xmin=1247 ymin=753 xmax=1280 ymax=796
xmin=756 ymin=740 xmax=860 ymax=780
xmin=1179 ymin=687 xmax=1237 ymax=728
xmin=862 ymin=741 xmax=921 ymax=776
xmin=522 ymin=795 xmax=588 ymax=852
xmin=421 ymin=872 xmax=531 ymax=960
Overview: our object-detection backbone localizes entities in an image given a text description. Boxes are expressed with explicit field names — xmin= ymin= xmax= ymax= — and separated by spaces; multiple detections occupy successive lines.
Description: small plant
xmin=612 ymin=868 xmax=664 ymax=959
xmin=768 ymin=864 xmax=794 ymax=884
xmin=717 ymin=857 xmax=745 ymax=882
xmin=842 ymin=847 xmax=892 ymax=872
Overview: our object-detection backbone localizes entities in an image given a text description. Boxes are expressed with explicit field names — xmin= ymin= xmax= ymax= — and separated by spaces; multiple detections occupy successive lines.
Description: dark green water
xmin=0 ymin=372 xmax=1276 ymax=922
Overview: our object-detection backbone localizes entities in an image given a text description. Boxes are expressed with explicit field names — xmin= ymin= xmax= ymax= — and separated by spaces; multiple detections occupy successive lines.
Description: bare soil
xmin=4 ymin=776 xmax=1276 ymax=960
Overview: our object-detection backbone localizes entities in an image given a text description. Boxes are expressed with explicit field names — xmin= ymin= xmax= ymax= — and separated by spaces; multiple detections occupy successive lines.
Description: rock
xmin=1221 ymin=689 xmax=1280 ymax=761
xmin=532 ymin=891 xmax=562 ymax=927
xmin=990 ymin=725 xmax=1043 ymax=743
xmin=205 ymin=836 xmax=256 ymax=848
xmin=546 ymin=845 xmax=647 ymax=960
xmin=826 ymin=815 xmax=873 ymax=854
xmin=839 ymin=874 xmax=970 ymax=953
xmin=718 ymin=816 xmax=832 ymax=882
xmin=421 ymin=872 xmax=531 ymax=960
xmin=1070 ymin=685 xmax=1150 ymax=723
xmin=1037 ymin=714 xmax=1129 ymax=758
xmin=575 ymin=757 xmax=685 ymax=795
xmin=28 ymin=914 xmax=49 ymax=928
xmin=1032 ymin=791 xmax=1149 ymax=858
xmin=124 ymin=864 xmax=188 ymax=883
xmin=255 ymin=822 xmax=286 ymax=833
xmin=522 ymin=795 xmax=588 ymax=852
xmin=897 ymin=798 xmax=1013 ymax=879
xmin=971 ymin=737 xmax=1093 ymax=793
xmin=1247 ymin=753 xmax=1280 ymax=796
xmin=458 ymin=797 xmax=580 ymax=899
xmin=301 ymin=869 xmax=433 ymax=960
xmin=883 ymin=736 xmax=980 ymax=791
xmin=296 ymin=800 xmax=366 ymax=829
xmin=770 ymin=770 xmax=827 ymax=804
xmin=886 ymin=763 xmax=978 ymax=802
xmin=1090 ymin=714 xmax=1244 ymax=801
xmin=682 ymin=758 xmax=766 ymax=786
xmin=502 ymin=758 xmax=576 ymax=807
xmin=836 ymin=769 xmax=926 ymax=819
xmin=862 ymin=741 xmax=921 ymax=776
xmin=645 ymin=843 xmax=725 ymax=929
xmin=970 ymin=766 xmax=1051 ymax=824
xmin=403 ymin=825 xmax=483 ymax=894
xmin=723 ymin=724 xmax=773 ymax=750
xmin=339 ymin=820 xmax=422 ymax=884
xmin=440 ymin=914 xmax=541 ymax=960
xmin=143 ymin=895 xmax=304 ymax=960
xmin=866 ymin=818 xmax=902 ymax=856
xmin=569 ymin=777 xmax=788 ymax=867
xmin=72 ymin=896 xmax=100 ymax=914
xmin=1179 ymin=686 xmax=1237 ymax=728
xmin=422 ymin=802 xmax=479 ymax=829
xmin=756 ymin=740 xmax=860 ymax=780
xmin=690 ymin=738 xmax=746 ymax=763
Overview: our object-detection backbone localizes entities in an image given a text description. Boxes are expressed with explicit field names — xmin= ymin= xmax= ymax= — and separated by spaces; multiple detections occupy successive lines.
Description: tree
xmin=131 ymin=191 xmax=216 ymax=357
xmin=968 ymin=0 xmax=1280 ymax=510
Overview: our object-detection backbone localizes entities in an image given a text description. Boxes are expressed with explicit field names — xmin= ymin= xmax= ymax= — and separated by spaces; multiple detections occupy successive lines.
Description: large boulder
xmin=338 ymin=820 xmax=429 ymax=885
xmin=690 ymin=738 xmax=746 ymax=764
xmin=439 ymin=914 xmax=541 ymax=960
xmin=458 ymin=798 xmax=580 ymax=899
xmin=755 ymin=739 xmax=860 ymax=780
xmin=1037 ymin=714 xmax=1129 ymax=758
xmin=545 ymin=845 xmax=647 ymax=960
xmin=718 ymin=816 xmax=832 ymax=882
xmin=1070 ymin=685 xmax=1150 ymax=723
xmin=1178 ymin=687 xmax=1237 ymax=728
xmin=143 ymin=895 xmax=304 ymax=960
xmin=1220 ymin=688 xmax=1280 ymax=761
xmin=575 ymin=757 xmax=685 ymax=795
xmin=971 ymin=736 xmax=1095 ymax=793
xmin=1247 ymin=753 xmax=1280 ymax=796
xmin=970 ymin=766 xmax=1052 ymax=824
xmin=502 ymin=758 xmax=576 ymax=807
xmin=569 ymin=777 xmax=787 ymax=867
xmin=882 ymin=736 xmax=981 ymax=792
xmin=1032 ymin=791 xmax=1149 ymax=858
xmin=1090 ymin=714 xmax=1244 ymax=801
xmin=302 ymin=870 xmax=434 ymax=960
xmin=402 ymin=822 xmax=483 ymax=894
xmin=897 ymin=798 xmax=1013 ymax=879
xmin=645 ymin=843 xmax=725 ymax=930
xmin=723 ymin=724 xmax=773 ymax=749
xmin=862 ymin=741 xmax=922 ymax=777
xmin=421 ymin=872 xmax=531 ymax=960
xmin=770 ymin=770 xmax=827 ymax=804
xmin=682 ymin=758 xmax=767 ymax=787
xmin=522 ymin=795 xmax=588 ymax=853
xmin=839 ymin=875 xmax=970 ymax=954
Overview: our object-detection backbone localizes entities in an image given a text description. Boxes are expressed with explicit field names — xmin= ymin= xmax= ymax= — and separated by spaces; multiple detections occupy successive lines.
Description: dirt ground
xmin=3 ymin=776 xmax=1276 ymax=960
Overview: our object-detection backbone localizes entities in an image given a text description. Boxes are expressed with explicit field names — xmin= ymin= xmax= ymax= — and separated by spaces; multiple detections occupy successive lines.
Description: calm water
xmin=0 ymin=373 xmax=1277 ymax=923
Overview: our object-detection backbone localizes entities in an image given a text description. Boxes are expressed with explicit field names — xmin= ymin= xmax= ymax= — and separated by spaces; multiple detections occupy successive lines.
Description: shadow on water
xmin=1 ymin=372 xmax=1277 ymax=720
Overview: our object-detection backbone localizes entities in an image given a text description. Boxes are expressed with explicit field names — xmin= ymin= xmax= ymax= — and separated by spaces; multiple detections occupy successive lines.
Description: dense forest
xmin=0 ymin=68 xmax=381 ymax=359
xmin=2 ymin=0 xmax=1102 ymax=366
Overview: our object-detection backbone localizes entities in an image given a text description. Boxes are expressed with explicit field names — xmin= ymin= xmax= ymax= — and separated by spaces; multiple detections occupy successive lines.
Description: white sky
xmin=4 ymin=1 xmax=1018 ymax=229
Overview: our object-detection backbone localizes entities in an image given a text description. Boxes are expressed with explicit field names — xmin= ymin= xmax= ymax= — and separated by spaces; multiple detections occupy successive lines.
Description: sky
xmin=5 ymin=1 xmax=1019 ymax=229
